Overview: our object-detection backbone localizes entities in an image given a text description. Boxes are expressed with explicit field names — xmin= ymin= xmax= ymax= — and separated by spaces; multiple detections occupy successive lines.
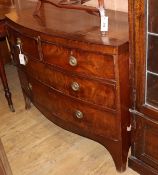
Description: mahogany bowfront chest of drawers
xmin=6 ymin=4 xmax=130 ymax=172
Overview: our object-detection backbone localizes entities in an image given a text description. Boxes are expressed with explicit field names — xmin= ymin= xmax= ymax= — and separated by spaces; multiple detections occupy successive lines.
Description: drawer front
xmin=42 ymin=42 xmax=115 ymax=80
xmin=0 ymin=21 xmax=6 ymax=38
xmin=29 ymin=76 xmax=118 ymax=139
xmin=133 ymin=115 xmax=158 ymax=170
xmin=7 ymin=27 xmax=18 ymax=49
xmin=26 ymin=59 xmax=116 ymax=110
xmin=7 ymin=27 xmax=40 ymax=60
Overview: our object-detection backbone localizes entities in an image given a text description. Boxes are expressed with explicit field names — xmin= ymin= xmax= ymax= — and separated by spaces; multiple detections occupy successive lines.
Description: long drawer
xmin=42 ymin=42 xmax=115 ymax=80
xmin=26 ymin=58 xmax=116 ymax=111
xmin=29 ymin=76 xmax=119 ymax=140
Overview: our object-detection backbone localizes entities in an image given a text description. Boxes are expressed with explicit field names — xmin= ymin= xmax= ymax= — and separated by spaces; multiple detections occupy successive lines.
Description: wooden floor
xmin=0 ymin=65 xmax=138 ymax=175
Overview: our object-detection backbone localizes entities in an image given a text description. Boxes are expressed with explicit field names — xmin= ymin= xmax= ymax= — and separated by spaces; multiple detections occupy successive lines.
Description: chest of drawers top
xmin=5 ymin=2 xmax=128 ymax=49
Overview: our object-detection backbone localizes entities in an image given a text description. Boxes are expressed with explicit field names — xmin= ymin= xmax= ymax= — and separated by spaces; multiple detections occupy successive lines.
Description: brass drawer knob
xmin=16 ymin=38 xmax=22 ymax=45
xmin=75 ymin=110 xmax=83 ymax=119
xmin=71 ymin=82 xmax=80 ymax=91
xmin=69 ymin=56 xmax=77 ymax=66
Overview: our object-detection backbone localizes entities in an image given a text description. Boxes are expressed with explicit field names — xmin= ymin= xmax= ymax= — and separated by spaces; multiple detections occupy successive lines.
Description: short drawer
xmin=7 ymin=27 xmax=40 ymax=60
xmin=26 ymin=59 xmax=116 ymax=110
xmin=0 ymin=21 xmax=6 ymax=37
xmin=42 ymin=42 xmax=115 ymax=80
xmin=6 ymin=27 xmax=15 ymax=46
xmin=29 ymin=76 xmax=118 ymax=140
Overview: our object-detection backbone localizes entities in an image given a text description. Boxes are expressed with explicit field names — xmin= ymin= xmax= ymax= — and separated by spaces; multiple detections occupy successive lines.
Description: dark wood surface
xmin=0 ymin=5 xmax=14 ymax=111
xmin=0 ymin=0 xmax=14 ymax=7
xmin=0 ymin=38 xmax=11 ymax=65
xmin=0 ymin=7 xmax=13 ymax=21
xmin=6 ymin=1 xmax=130 ymax=172
xmin=0 ymin=139 xmax=13 ymax=175
xmin=0 ymin=6 xmax=12 ymax=64
xmin=128 ymin=0 xmax=158 ymax=174
xmin=6 ymin=1 xmax=128 ymax=47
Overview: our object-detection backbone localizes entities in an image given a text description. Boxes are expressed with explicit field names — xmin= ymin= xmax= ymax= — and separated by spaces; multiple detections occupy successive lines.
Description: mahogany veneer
xmin=0 ymin=0 xmax=14 ymax=7
xmin=6 ymin=3 xmax=130 ymax=172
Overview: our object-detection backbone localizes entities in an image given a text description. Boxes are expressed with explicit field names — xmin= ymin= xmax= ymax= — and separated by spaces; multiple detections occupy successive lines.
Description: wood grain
xmin=0 ymin=0 xmax=14 ymax=7
xmin=0 ymin=65 xmax=138 ymax=175
xmin=0 ymin=139 xmax=13 ymax=175
xmin=128 ymin=0 xmax=158 ymax=174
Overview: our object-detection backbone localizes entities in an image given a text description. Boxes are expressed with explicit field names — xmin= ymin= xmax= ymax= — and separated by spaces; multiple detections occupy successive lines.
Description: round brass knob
xmin=71 ymin=82 xmax=80 ymax=91
xmin=69 ymin=56 xmax=77 ymax=67
xmin=16 ymin=38 xmax=22 ymax=45
xmin=75 ymin=110 xmax=83 ymax=119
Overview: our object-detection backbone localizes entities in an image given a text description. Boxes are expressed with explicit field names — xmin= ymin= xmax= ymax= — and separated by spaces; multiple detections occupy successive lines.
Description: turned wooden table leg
xmin=0 ymin=57 xmax=15 ymax=112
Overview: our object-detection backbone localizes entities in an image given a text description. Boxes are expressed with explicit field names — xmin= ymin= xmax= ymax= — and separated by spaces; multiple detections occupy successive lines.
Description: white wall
xmin=84 ymin=0 xmax=128 ymax=12
xmin=105 ymin=0 xmax=128 ymax=12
